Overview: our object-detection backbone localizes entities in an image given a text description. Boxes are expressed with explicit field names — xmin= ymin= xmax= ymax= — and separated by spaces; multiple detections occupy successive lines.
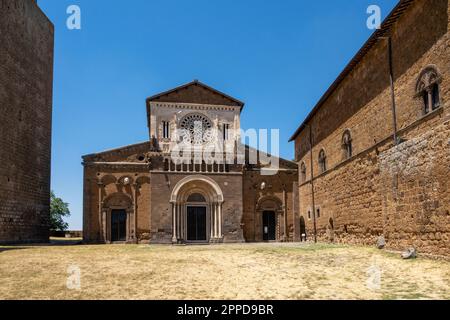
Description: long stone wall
xmin=294 ymin=0 xmax=450 ymax=256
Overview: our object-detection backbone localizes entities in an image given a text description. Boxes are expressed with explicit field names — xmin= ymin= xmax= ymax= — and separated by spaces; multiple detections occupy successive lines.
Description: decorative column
xmin=132 ymin=183 xmax=139 ymax=243
xmin=177 ymin=204 xmax=182 ymax=243
xmin=172 ymin=202 xmax=177 ymax=243
xmin=102 ymin=210 xmax=107 ymax=243
xmin=283 ymin=189 xmax=288 ymax=242
xmin=127 ymin=209 xmax=131 ymax=242
xmin=214 ymin=203 xmax=219 ymax=240
xmin=97 ymin=182 xmax=104 ymax=242
xmin=217 ymin=203 xmax=223 ymax=241
xmin=210 ymin=203 xmax=216 ymax=242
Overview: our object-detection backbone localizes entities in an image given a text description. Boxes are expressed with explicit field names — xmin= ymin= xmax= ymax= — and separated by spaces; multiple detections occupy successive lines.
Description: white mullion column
xmin=213 ymin=203 xmax=218 ymax=239
xmin=102 ymin=210 xmax=107 ymax=242
xmin=97 ymin=183 xmax=104 ymax=242
xmin=177 ymin=204 xmax=182 ymax=242
xmin=218 ymin=203 xmax=223 ymax=240
xmin=172 ymin=202 xmax=177 ymax=243
xmin=210 ymin=203 xmax=215 ymax=241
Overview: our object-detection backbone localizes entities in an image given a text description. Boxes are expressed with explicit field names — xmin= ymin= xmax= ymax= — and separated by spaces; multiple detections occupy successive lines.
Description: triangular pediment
xmin=147 ymin=80 xmax=244 ymax=108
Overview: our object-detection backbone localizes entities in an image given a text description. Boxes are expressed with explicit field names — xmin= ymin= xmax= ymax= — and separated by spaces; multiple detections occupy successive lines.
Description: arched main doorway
xmin=170 ymin=175 xmax=224 ymax=244
xmin=186 ymin=193 xmax=207 ymax=242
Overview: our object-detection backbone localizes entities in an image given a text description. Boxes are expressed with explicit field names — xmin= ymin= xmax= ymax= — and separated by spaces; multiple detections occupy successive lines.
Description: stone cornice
xmin=149 ymin=102 xmax=240 ymax=112
xmin=83 ymin=162 xmax=150 ymax=170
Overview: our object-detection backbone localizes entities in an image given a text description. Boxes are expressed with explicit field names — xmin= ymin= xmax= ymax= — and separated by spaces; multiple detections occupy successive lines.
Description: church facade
xmin=82 ymin=81 xmax=298 ymax=244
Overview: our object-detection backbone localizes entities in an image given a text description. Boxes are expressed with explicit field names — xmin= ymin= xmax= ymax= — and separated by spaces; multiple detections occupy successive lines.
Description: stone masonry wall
xmin=380 ymin=119 xmax=450 ymax=256
xmin=82 ymin=165 xmax=151 ymax=243
xmin=294 ymin=0 xmax=450 ymax=256
xmin=242 ymin=170 xmax=298 ymax=242
xmin=0 ymin=0 xmax=54 ymax=243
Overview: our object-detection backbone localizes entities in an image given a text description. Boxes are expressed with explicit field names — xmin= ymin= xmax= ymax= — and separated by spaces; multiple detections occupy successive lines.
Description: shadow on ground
xmin=0 ymin=238 xmax=83 ymax=252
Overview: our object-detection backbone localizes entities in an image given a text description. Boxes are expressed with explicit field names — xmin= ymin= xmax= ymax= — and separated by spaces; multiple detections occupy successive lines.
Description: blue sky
xmin=37 ymin=0 xmax=398 ymax=229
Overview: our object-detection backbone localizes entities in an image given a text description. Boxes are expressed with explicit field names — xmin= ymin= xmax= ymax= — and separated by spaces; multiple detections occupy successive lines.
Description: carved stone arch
xmin=100 ymin=174 xmax=117 ymax=185
xmin=415 ymin=65 xmax=442 ymax=114
xmin=103 ymin=192 xmax=133 ymax=209
xmin=170 ymin=175 xmax=225 ymax=244
xmin=415 ymin=65 xmax=442 ymax=94
xmin=186 ymin=193 xmax=207 ymax=203
xmin=135 ymin=176 xmax=150 ymax=185
xmin=180 ymin=188 xmax=211 ymax=204
xmin=170 ymin=175 xmax=224 ymax=203
xmin=257 ymin=195 xmax=283 ymax=212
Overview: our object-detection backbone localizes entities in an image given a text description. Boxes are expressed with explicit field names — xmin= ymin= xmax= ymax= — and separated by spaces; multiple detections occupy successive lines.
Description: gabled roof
xmin=146 ymin=80 xmax=245 ymax=110
xmin=289 ymin=0 xmax=415 ymax=142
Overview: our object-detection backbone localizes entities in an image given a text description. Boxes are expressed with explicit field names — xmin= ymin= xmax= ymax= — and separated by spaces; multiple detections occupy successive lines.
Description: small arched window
xmin=416 ymin=66 xmax=441 ymax=114
xmin=318 ymin=149 xmax=327 ymax=173
xmin=342 ymin=130 xmax=352 ymax=159
xmin=162 ymin=121 xmax=170 ymax=139
xmin=300 ymin=162 xmax=307 ymax=182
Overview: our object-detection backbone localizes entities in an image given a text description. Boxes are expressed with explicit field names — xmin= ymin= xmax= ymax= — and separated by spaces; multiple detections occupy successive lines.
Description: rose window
xmin=179 ymin=113 xmax=213 ymax=145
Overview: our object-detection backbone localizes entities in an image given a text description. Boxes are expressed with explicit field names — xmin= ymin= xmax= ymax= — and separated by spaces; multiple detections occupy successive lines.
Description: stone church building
xmin=83 ymin=81 xmax=298 ymax=244
xmin=291 ymin=0 xmax=450 ymax=256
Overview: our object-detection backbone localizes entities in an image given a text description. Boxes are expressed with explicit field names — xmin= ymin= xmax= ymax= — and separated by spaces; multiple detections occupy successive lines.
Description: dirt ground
xmin=0 ymin=243 xmax=449 ymax=300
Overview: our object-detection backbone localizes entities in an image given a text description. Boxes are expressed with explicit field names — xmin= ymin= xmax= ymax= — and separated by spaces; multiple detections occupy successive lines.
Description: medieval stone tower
xmin=0 ymin=0 xmax=54 ymax=243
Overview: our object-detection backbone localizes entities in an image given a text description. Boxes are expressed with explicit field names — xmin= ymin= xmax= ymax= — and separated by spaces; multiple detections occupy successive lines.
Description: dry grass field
xmin=0 ymin=243 xmax=449 ymax=300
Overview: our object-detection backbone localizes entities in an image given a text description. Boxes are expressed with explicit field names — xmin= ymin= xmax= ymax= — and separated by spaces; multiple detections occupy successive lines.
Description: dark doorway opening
xmin=111 ymin=210 xmax=127 ymax=242
xmin=263 ymin=211 xmax=276 ymax=241
xmin=300 ymin=216 xmax=307 ymax=241
xmin=187 ymin=206 xmax=207 ymax=242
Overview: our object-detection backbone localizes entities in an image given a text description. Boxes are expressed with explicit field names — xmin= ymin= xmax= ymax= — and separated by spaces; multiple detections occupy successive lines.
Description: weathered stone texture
xmin=293 ymin=0 xmax=450 ymax=256
xmin=0 ymin=0 xmax=54 ymax=243
xmin=379 ymin=120 xmax=450 ymax=256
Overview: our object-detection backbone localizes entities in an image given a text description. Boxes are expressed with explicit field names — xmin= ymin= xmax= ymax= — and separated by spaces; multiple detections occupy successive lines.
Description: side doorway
xmin=300 ymin=216 xmax=307 ymax=241
xmin=263 ymin=211 xmax=276 ymax=241
xmin=111 ymin=209 xmax=127 ymax=242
